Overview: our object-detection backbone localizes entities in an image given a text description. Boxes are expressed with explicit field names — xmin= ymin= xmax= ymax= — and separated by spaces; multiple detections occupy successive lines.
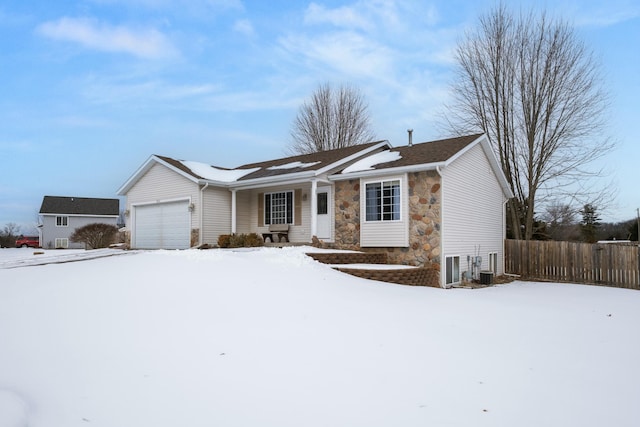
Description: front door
xmin=316 ymin=188 xmax=331 ymax=240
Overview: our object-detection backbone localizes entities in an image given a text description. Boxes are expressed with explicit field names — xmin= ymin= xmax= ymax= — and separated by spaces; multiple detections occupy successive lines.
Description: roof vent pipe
xmin=407 ymin=129 xmax=413 ymax=147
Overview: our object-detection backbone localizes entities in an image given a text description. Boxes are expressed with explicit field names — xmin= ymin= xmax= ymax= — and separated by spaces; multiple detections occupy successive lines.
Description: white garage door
xmin=134 ymin=201 xmax=191 ymax=249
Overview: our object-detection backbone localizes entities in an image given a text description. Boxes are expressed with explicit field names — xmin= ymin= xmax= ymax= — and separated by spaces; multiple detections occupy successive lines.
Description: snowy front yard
xmin=1 ymin=247 xmax=639 ymax=427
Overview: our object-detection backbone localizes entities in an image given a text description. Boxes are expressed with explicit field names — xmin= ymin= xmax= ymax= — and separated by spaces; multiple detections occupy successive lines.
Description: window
xmin=489 ymin=252 xmax=498 ymax=273
xmin=56 ymin=216 xmax=68 ymax=227
xmin=55 ymin=238 xmax=68 ymax=249
xmin=445 ymin=256 xmax=460 ymax=285
xmin=317 ymin=192 xmax=328 ymax=215
xmin=265 ymin=191 xmax=293 ymax=225
xmin=365 ymin=179 xmax=401 ymax=221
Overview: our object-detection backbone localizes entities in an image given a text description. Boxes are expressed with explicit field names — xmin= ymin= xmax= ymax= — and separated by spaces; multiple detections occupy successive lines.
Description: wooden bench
xmin=263 ymin=224 xmax=289 ymax=243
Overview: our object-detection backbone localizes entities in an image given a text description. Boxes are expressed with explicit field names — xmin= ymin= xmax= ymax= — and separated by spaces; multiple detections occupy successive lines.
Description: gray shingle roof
xmin=234 ymin=141 xmax=387 ymax=181
xmin=152 ymin=134 xmax=483 ymax=184
xmin=349 ymin=134 xmax=483 ymax=171
xmin=39 ymin=196 xmax=119 ymax=215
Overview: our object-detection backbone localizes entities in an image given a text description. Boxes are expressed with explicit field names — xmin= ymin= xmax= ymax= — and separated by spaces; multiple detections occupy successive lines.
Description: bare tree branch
xmin=443 ymin=4 xmax=612 ymax=240
xmin=288 ymin=83 xmax=376 ymax=154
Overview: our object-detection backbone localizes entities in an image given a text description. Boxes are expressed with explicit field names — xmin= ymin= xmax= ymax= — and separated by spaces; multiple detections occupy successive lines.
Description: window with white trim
xmin=56 ymin=216 xmax=68 ymax=227
xmin=489 ymin=252 xmax=498 ymax=273
xmin=365 ymin=179 xmax=401 ymax=221
xmin=265 ymin=191 xmax=293 ymax=225
xmin=445 ymin=255 xmax=460 ymax=285
xmin=55 ymin=238 xmax=68 ymax=249
xmin=317 ymin=192 xmax=328 ymax=215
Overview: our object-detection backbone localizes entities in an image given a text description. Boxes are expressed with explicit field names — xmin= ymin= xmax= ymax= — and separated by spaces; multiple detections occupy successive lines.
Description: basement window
xmin=55 ymin=238 xmax=68 ymax=249
xmin=489 ymin=252 xmax=498 ymax=273
xmin=445 ymin=255 xmax=460 ymax=285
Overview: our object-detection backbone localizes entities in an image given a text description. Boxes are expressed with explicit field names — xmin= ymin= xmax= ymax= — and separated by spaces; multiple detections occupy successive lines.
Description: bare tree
xmin=289 ymin=83 xmax=376 ymax=154
xmin=70 ymin=223 xmax=119 ymax=249
xmin=542 ymin=202 xmax=579 ymax=241
xmin=444 ymin=4 xmax=612 ymax=240
xmin=0 ymin=222 xmax=21 ymax=247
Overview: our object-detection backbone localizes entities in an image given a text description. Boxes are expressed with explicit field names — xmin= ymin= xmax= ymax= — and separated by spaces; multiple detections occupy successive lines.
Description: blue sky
xmin=1 ymin=0 xmax=638 ymax=234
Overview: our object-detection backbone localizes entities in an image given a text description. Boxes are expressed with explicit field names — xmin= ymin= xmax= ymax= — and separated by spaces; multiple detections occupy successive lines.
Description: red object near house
xmin=15 ymin=236 xmax=40 ymax=248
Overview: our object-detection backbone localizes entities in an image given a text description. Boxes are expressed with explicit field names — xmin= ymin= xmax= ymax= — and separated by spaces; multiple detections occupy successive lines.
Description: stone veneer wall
xmin=406 ymin=170 xmax=441 ymax=266
xmin=333 ymin=171 xmax=442 ymax=268
xmin=334 ymin=179 xmax=361 ymax=249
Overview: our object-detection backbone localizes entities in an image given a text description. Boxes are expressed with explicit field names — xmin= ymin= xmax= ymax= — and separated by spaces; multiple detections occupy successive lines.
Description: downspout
xmin=310 ymin=179 xmax=318 ymax=238
xmin=199 ymin=182 xmax=209 ymax=246
xmin=503 ymin=198 xmax=509 ymax=275
xmin=231 ymin=189 xmax=237 ymax=234
xmin=435 ymin=165 xmax=446 ymax=288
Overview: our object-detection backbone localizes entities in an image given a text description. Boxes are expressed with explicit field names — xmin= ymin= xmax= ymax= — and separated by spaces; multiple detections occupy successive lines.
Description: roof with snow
xmin=340 ymin=133 xmax=483 ymax=174
xmin=156 ymin=135 xmax=483 ymax=182
xmin=118 ymin=134 xmax=501 ymax=195
xmin=150 ymin=141 xmax=389 ymax=183
xmin=39 ymin=196 xmax=119 ymax=216
xmin=231 ymin=140 xmax=388 ymax=180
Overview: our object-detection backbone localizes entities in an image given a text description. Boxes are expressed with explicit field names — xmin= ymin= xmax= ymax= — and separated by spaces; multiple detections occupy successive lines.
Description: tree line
xmin=535 ymin=203 xmax=638 ymax=243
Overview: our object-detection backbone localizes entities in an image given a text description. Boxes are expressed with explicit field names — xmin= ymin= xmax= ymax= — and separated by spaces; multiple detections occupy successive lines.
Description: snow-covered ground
xmin=0 ymin=247 xmax=139 ymax=269
xmin=1 ymin=247 xmax=639 ymax=427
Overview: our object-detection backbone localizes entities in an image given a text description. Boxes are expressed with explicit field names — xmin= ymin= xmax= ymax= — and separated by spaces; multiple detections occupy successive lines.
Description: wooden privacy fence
xmin=505 ymin=239 xmax=640 ymax=289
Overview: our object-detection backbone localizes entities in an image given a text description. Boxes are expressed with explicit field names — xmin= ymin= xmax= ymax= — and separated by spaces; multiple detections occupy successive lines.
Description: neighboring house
xmin=118 ymin=134 xmax=513 ymax=287
xmin=39 ymin=196 xmax=120 ymax=249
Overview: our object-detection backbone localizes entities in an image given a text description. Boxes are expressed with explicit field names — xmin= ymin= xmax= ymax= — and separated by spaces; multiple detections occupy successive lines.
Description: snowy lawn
xmin=1 ymin=247 xmax=639 ymax=427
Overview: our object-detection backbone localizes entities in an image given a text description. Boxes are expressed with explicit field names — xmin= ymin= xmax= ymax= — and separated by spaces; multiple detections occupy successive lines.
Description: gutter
xmin=199 ymin=182 xmax=209 ymax=246
xmin=328 ymin=162 xmax=446 ymax=181
xmin=194 ymin=170 xmax=319 ymax=190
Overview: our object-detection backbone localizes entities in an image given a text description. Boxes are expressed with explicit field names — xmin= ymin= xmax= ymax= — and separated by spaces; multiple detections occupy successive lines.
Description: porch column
xmin=310 ymin=180 xmax=317 ymax=237
xmin=231 ymin=189 xmax=237 ymax=234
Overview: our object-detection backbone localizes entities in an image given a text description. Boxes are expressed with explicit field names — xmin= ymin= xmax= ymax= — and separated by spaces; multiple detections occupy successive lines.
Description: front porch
xmin=229 ymin=180 xmax=334 ymax=245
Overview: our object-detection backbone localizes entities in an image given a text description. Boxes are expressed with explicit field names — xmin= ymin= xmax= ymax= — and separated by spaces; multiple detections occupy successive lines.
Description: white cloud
xmin=81 ymin=77 xmax=219 ymax=107
xmin=304 ymin=2 xmax=371 ymax=30
xmin=233 ymin=19 xmax=255 ymax=37
xmin=575 ymin=7 xmax=640 ymax=27
xmin=278 ymin=31 xmax=394 ymax=79
xmin=78 ymin=74 xmax=296 ymax=113
xmin=0 ymin=140 xmax=36 ymax=153
xmin=90 ymin=0 xmax=244 ymax=12
xmin=37 ymin=17 xmax=178 ymax=59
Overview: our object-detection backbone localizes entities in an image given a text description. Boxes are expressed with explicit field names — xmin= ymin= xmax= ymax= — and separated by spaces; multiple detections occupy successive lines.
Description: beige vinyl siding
xmin=235 ymin=191 xmax=252 ymax=234
xmin=126 ymin=163 xmax=200 ymax=227
xmin=245 ymin=184 xmax=312 ymax=242
xmin=360 ymin=174 xmax=409 ymax=247
xmin=441 ymin=143 xmax=507 ymax=279
xmin=202 ymin=186 xmax=232 ymax=245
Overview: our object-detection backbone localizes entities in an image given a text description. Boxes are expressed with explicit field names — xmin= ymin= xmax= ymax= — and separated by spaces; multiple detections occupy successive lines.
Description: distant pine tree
xmin=630 ymin=220 xmax=639 ymax=241
xmin=580 ymin=204 xmax=601 ymax=243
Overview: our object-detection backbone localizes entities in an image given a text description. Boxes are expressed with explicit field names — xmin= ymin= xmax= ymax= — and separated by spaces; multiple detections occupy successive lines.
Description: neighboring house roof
xmin=39 ymin=196 xmax=120 ymax=216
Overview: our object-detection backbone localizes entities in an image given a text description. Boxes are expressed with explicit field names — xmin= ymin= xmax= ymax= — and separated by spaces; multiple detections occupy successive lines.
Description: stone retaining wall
xmin=335 ymin=266 xmax=440 ymax=287
xmin=306 ymin=252 xmax=387 ymax=265
xmin=307 ymin=251 xmax=441 ymax=287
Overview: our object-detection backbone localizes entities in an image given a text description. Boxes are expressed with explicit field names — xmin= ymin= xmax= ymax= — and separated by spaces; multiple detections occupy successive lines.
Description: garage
xmin=133 ymin=201 xmax=191 ymax=249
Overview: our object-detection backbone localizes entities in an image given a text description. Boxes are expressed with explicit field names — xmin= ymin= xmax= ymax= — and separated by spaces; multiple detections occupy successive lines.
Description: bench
xmin=263 ymin=224 xmax=289 ymax=243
